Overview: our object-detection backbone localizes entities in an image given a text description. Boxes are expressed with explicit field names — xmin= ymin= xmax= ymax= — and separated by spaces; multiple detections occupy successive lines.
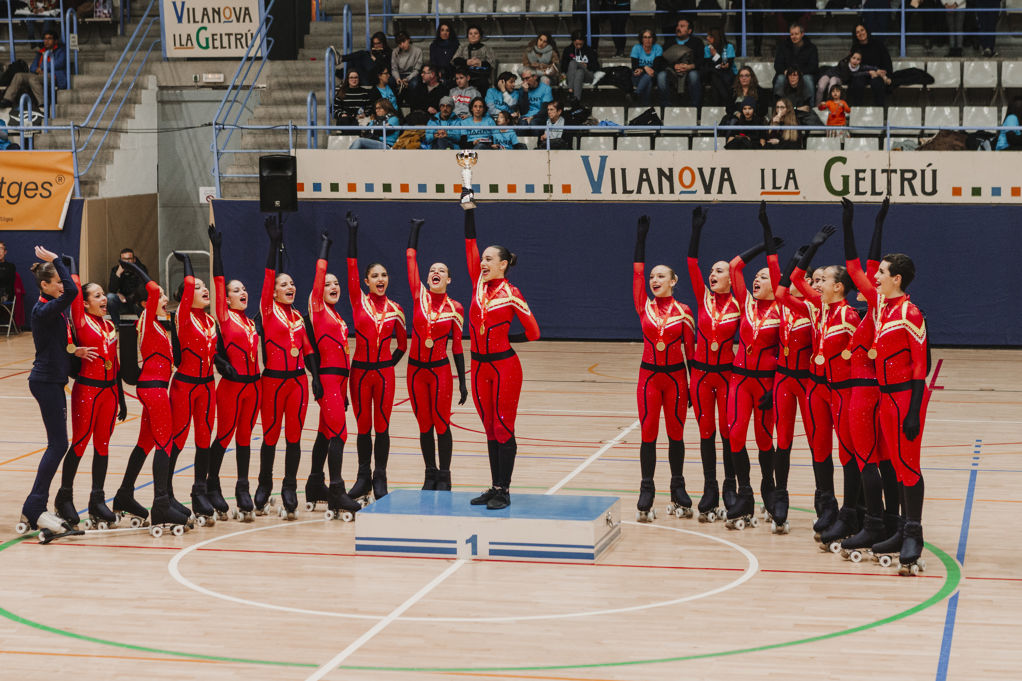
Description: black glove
xmin=464 ymin=206 xmax=477 ymax=239
xmin=173 ymin=251 xmax=194 ymax=279
xmin=408 ymin=218 xmax=425 ymax=250
xmin=318 ymin=231 xmax=332 ymax=261
xmin=214 ymin=353 xmax=239 ymax=381
xmin=870 ymin=196 xmax=889 ymax=262
xmin=60 ymin=254 xmax=77 ymax=275
xmin=389 ymin=348 xmax=405 ymax=368
xmin=304 ymin=352 xmax=324 ymax=401
xmin=346 ymin=211 xmax=359 ymax=258
xmin=688 ymin=206 xmax=707 ymax=258
xmin=508 ymin=332 xmax=529 ymax=343
xmin=758 ymin=391 xmax=773 ymax=412
xmin=903 ymin=379 xmax=925 ymax=441
xmin=117 ymin=376 xmax=128 ymax=422
xmin=841 ymin=199 xmax=859 ymax=261
xmin=779 ymin=246 xmax=807 ymax=288
xmin=737 ymin=237 xmax=783 ymax=264
xmin=264 ymin=214 xmax=283 ymax=242
xmin=208 ymin=225 xmax=225 ymax=278
xmin=120 ymin=260 xmax=151 ymax=285
xmin=453 ymin=352 xmax=468 ymax=405
xmin=757 ymin=201 xmax=778 ymax=256
xmin=634 ymin=215 xmax=650 ymax=262
xmin=797 ymin=225 xmax=836 ymax=272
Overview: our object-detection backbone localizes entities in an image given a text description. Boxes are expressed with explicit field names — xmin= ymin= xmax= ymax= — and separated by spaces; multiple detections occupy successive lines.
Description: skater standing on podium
xmin=631 ymin=215 xmax=696 ymax=523
xmin=463 ymin=197 xmax=541 ymax=510
xmin=406 ymin=218 xmax=468 ymax=493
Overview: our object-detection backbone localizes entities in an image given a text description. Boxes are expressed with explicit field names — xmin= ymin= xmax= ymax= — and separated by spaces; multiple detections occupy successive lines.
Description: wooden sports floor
xmin=0 ymin=335 xmax=1018 ymax=681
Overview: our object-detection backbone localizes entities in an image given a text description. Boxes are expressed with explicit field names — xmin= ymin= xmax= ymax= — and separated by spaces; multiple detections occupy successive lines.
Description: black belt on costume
xmin=320 ymin=367 xmax=350 ymax=377
xmin=262 ymin=368 xmax=305 ymax=380
xmin=223 ymin=373 xmax=261 ymax=384
xmin=74 ymin=375 xmax=116 ymax=389
xmin=173 ymin=372 xmax=214 ymax=385
xmin=730 ymin=365 xmax=774 ymax=379
xmin=879 ymin=381 xmax=913 ymax=394
xmin=831 ymin=378 xmax=879 ymax=390
xmin=471 ymin=349 xmax=516 ymax=363
xmin=809 ymin=373 xmax=829 ymax=385
xmin=137 ymin=380 xmax=169 ymax=389
xmin=640 ymin=361 xmax=687 ymax=373
xmin=689 ymin=360 xmax=733 ymax=373
xmin=775 ymin=366 xmax=811 ymax=380
xmin=409 ymin=357 xmax=449 ymax=369
xmin=351 ymin=359 xmax=395 ymax=370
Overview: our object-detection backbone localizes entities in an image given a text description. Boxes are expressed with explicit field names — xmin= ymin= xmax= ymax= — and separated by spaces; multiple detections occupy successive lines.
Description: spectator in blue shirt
xmin=491 ymin=110 xmax=524 ymax=149
xmin=349 ymin=99 xmax=401 ymax=149
xmin=518 ymin=68 xmax=553 ymax=128
xmin=426 ymin=96 xmax=461 ymax=149
xmin=630 ymin=29 xmax=664 ymax=106
xmin=996 ymin=97 xmax=1022 ymax=150
xmin=702 ymin=26 xmax=736 ymax=107
xmin=485 ymin=72 xmax=519 ymax=120
xmin=371 ymin=64 xmax=399 ymax=112
xmin=459 ymin=97 xmax=496 ymax=149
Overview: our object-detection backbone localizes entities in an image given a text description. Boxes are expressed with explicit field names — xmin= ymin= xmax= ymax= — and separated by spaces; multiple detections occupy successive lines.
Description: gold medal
xmin=478 ymin=324 xmax=485 ymax=336
xmin=814 ymin=354 xmax=825 ymax=365
xmin=104 ymin=359 xmax=113 ymax=371
xmin=290 ymin=347 xmax=300 ymax=358
xmin=710 ymin=341 xmax=719 ymax=352
xmin=867 ymin=348 xmax=878 ymax=360
xmin=655 ymin=341 xmax=666 ymax=351
xmin=841 ymin=349 xmax=852 ymax=360
xmin=425 ymin=338 xmax=434 ymax=349
xmin=783 ymin=346 xmax=790 ymax=357
xmin=746 ymin=346 xmax=753 ymax=355
xmin=66 ymin=343 xmax=77 ymax=353
xmin=251 ymin=351 xmax=258 ymax=362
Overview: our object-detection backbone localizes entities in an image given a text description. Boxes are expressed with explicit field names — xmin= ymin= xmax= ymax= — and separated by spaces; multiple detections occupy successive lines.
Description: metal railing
xmin=307 ymin=90 xmax=319 ymax=148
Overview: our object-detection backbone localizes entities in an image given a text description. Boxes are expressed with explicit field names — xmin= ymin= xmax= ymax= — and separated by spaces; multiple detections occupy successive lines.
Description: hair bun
xmin=508 ymin=252 xmax=518 ymax=267
xmin=29 ymin=263 xmax=42 ymax=273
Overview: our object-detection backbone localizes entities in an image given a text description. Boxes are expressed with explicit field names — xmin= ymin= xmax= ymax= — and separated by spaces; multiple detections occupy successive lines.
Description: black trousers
xmin=23 ymin=380 xmax=69 ymax=523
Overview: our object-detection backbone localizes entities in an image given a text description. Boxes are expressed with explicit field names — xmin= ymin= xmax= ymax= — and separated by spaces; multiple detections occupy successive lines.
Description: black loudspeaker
xmin=259 ymin=154 xmax=298 ymax=213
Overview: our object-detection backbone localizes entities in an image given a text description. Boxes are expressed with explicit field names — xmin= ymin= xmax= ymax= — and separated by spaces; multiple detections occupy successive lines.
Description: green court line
xmin=0 ymin=531 xmax=959 ymax=672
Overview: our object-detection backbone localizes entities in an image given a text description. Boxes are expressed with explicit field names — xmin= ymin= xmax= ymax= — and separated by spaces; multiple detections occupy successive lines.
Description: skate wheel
xmin=771 ymin=520 xmax=778 ymax=533
xmin=196 ymin=516 xmax=207 ymax=527
xmin=15 ymin=522 xmax=29 ymax=535
xmin=278 ymin=507 xmax=286 ymax=519
xmin=217 ymin=512 xmax=229 ymax=521
xmin=98 ymin=521 xmax=109 ymax=531
xmin=129 ymin=516 xmax=143 ymax=529
xmin=735 ymin=518 xmax=745 ymax=530
xmin=341 ymin=511 xmax=354 ymax=522
xmin=850 ymin=550 xmax=864 ymax=563
xmin=324 ymin=510 xmax=335 ymax=521
xmin=83 ymin=519 xmax=94 ymax=531
xmin=829 ymin=541 xmax=842 ymax=554
xmin=878 ymin=554 xmax=893 ymax=568
xmin=918 ymin=559 xmax=926 ymax=571
xmin=230 ymin=509 xmax=239 ymax=520
xmin=172 ymin=525 xmax=185 ymax=537
xmin=749 ymin=517 xmax=759 ymax=528
xmin=150 ymin=526 xmax=164 ymax=538
xmin=305 ymin=502 xmax=315 ymax=512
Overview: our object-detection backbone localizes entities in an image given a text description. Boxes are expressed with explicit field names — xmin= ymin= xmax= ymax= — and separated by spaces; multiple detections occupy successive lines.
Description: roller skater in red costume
xmin=463 ymin=202 xmax=541 ymax=510
xmin=207 ymin=226 xmax=262 ymax=522
xmin=632 ymin=215 xmax=696 ymax=522
xmin=407 ymin=218 xmax=468 ymax=492
xmin=346 ymin=212 xmax=407 ymax=505
xmin=687 ymin=207 xmax=742 ymax=523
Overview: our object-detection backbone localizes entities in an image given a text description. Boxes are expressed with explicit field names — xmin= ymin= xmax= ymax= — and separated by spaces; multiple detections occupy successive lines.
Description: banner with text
xmin=297 ymin=149 xmax=1021 ymax=204
xmin=161 ymin=0 xmax=264 ymax=59
xmin=0 ymin=152 xmax=76 ymax=231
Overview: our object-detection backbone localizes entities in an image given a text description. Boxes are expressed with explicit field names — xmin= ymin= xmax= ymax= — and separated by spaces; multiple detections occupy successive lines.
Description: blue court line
xmin=935 ymin=439 xmax=981 ymax=681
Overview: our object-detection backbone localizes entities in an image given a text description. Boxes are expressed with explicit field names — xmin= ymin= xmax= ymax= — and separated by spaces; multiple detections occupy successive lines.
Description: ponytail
xmin=492 ymin=244 xmax=517 ymax=273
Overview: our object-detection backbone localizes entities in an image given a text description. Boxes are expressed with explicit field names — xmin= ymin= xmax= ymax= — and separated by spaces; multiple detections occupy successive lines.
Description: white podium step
xmin=355 ymin=490 xmax=622 ymax=564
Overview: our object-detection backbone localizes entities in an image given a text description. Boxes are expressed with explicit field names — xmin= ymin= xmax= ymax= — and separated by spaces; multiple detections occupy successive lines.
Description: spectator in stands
xmin=630 ymin=29 xmax=665 ymax=107
xmin=816 ymin=51 xmax=867 ymax=105
xmin=518 ymin=68 xmax=553 ymax=128
xmin=452 ymin=26 xmax=496 ymax=92
xmin=335 ymin=70 xmax=374 ymax=125
xmin=371 ymin=64 xmax=399 ymax=113
xmin=0 ymin=118 xmax=20 ymax=149
xmin=521 ymin=33 xmax=560 ymax=87
xmin=349 ymin=99 xmax=401 ymax=149
xmin=485 ymin=72 xmax=519 ymax=120
xmin=849 ymin=24 xmax=891 ymax=106
xmin=819 ymin=84 xmax=851 ymax=137
xmin=449 ymin=67 xmax=481 ymax=119
xmin=702 ymin=26 xmax=736 ymax=106
xmin=430 ymin=21 xmax=459 ymax=81
xmin=941 ymin=0 xmax=966 ymax=57
xmin=773 ymin=24 xmax=818 ymax=99
xmin=342 ymin=32 xmax=391 ymax=85
xmin=576 ymin=0 xmax=631 ymax=57
xmin=426 ymin=96 xmax=461 ymax=150
xmin=392 ymin=31 xmax=424 ymax=95
xmin=861 ymin=0 xmax=891 ymax=36
xmin=762 ymin=98 xmax=805 ymax=149
xmin=724 ymin=97 xmax=766 ymax=149
xmin=778 ymin=67 xmax=813 ymax=110
xmin=0 ymin=241 xmax=16 ymax=303
xmin=561 ymin=30 xmax=601 ymax=104
xmin=538 ymin=100 xmax=571 ymax=150
xmin=107 ymin=248 xmax=148 ymax=327
xmin=656 ymin=0 xmax=695 ymax=44
xmin=405 ymin=63 xmax=448 ymax=115
xmin=661 ymin=18 xmax=704 ymax=108
xmin=458 ymin=97 xmax=496 ymax=150
xmin=996 ymin=97 xmax=1022 ymax=150
xmin=0 ymin=30 xmax=67 ymax=108
xmin=726 ymin=65 xmax=769 ymax=120
xmin=492 ymin=111 xmax=525 ymax=149
xmin=973 ymin=0 xmax=998 ymax=57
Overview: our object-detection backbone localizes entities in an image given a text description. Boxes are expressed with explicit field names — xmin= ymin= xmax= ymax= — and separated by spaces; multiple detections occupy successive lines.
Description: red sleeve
xmin=450 ymin=301 xmax=464 ymax=355
xmin=511 ymin=285 xmax=540 ymax=341
xmin=406 ymin=248 xmax=421 ymax=303
xmin=687 ymin=256 xmax=706 ymax=304
xmin=215 ymin=274 xmax=227 ymax=323
xmin=260 ymin=268 xmax=274 ymax=318
xmin=907 ymin=304 xmax=928 ymax=381
xmin=792 ymin=266 xmax=822 ymax=304
xmin=729 ymin=256 xmax=747 ymax=304
xmin=866 ymin=258 xmax=880 ymax=280
xmin=347 ymin=256 xmax=362 ymax=310
xmin=847 ymin=258 xmax=877 ymax=309
xmin=142 ymin=280 xmax=162 ymax=339
xmin=465 ymin=238 xmax=481 ymax=285
xmin=632 ymin=262 xmax=646 ymax=315
xmin=310 ymin=258 xmax=326 ymax=314
xmin=301 ymin=322 xmax=315 ymax=357
xmin=70 ymin=273 xmax=84 ymax=328
xmin=683 ymin=305 xmax=695 ymax=362
xmin=774 ymin=285 xmax=809 ymax=314
xmin=767 ymin=254 xmax=780 ymax=292
xmin=394 ymin=305 xmax=408 ymax=352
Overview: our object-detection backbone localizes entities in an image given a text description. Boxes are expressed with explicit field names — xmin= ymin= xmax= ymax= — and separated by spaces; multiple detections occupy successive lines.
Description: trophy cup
xmin=456 ymin=150 xmax=478 ymax=210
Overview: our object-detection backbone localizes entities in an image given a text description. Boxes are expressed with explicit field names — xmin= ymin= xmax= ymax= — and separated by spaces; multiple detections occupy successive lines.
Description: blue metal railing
xmin=63 ymin=8 xmax=78 ymax=77
xmin=325 ymin=47 xmax=337 ymax=124
xmin=306 ymin=91 xmax=319 ymax=148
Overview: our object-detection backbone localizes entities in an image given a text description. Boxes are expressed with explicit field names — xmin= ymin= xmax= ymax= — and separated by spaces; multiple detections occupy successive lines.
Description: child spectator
xmin=485 ymin=72 xmax=519 ymax=120
xmin=449 ymin=67 xmax=481 ymax=119
xmin=819 ymin=84 xmax=851 ymax=137
xmin=491 ymin=110 xmax=524 ymax=149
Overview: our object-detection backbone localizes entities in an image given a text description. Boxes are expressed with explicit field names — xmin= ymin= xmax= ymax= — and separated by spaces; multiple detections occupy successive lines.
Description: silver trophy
xmin=456 ymin=150 xmax=478 ymax=210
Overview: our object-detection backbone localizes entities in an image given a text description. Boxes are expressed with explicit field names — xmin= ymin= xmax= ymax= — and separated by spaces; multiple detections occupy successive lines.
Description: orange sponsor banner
xmin=0 ymin=151 xmax=75 ymax=231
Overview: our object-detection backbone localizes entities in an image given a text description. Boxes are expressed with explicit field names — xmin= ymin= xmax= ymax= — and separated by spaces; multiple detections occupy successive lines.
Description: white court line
xmin=545 ymin=420 xmax=640 ymax=495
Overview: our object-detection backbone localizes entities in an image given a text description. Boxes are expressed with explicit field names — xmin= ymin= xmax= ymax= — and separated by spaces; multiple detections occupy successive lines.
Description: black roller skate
xmin=190 ymin=482 xmax=216 ymax=527
xmin=813 ymin=490 xmax=839 ymax=539
xmin=232 ymin=480 xmax=255 ymax=522
xmin=435 ymin=470 xmax=452 ymax=491
xmin=422 ymin=467 xmax=438 ymax=491
xmin=635 ymin=478 xmax=656 ymax=522
xmin=665 ymin=475 xmax=693 ymax=519
xmin=54 ymin=486 xmax=80 ymax=527
xmin=871 ymin=516 xmax=905 ymax=568
xmin=486 ymin=486 xmax=510 ymax=510
xmin=898 ymin=521 xmax=926 ymax=576
xmin=819 ymin=506 xmax=860 ymax=554
xmin=206 ymin=478 xmax=230 ymax=521
xmin=760 ymin=477 xmax=776 ymax=523
xmin=253 ymin=482 xmax=275 ymax=515
xmin=348 ymin=467 xmax=373 ymax=507
xmin=35 ymin=511 xmax=85 ymax=544
xmin=278 ymin=483 xmax=299 ymax=520
xmin=149 ymin=494 xmax=192 ymax=538
xmin=372 ymin=470 xmax=389 ymax=500
xmin=725 ymin=485 xmax=758 ymax=530
xmin=112 ymin=487 xmax=150 ymax=528
xmin=166 ymin=476 xmax=194 ymax=523
xmin=841 ymin=513 xmax=888 ymax=563
xmin=83 ymin=490 xmax=119 ymax=530
xmin=720 ymin=478 xmax=737 ymax=524
xmin=771 ymin=489 xmax=790 ymax=534
xmin=304 ymin=472 xmax=330 ymax=512
xmin=325 ymin=482 xmax=362 ymax=522
xmin=471 ymin=487 xmax=499 ymax=505
xmin=698 ymin=480 xmax=720 ymax=523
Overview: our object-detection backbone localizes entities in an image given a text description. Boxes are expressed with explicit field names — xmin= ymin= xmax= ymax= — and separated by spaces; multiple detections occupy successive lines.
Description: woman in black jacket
xmin=849 ymin=24 xmax=892 ymax=107
xmin=430 ymin=21 xmax=459 ymax=81
xmin=334 ymin=70 xmax=374 ymax=126
xmin=560 ymin=29 xmax=601 ymax=103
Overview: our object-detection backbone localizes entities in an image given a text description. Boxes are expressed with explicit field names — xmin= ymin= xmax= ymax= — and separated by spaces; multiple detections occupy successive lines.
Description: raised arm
xmin=33 ymin=248 xmax=76 ymax=319
xmin=792 ymin=224 xmax=836 ymax=303
xmin=775 ymin=247 xmax=811 ymax=314
xmin=406 ymin=218 xmax=425 ymax=302
xmin=310 ymin=231 xmax=331 ymax=315
xmin=687 ymin=207 xmax=708 ymax=301
xmin=346 ymin=212 xmax=363 ymax=309
xmin=842 ymin=198 xmax=878 ymax=308
xmin=759 ymin=200 xmax=784 ymax=288
xmin=464 ymin=208 xmax=481 ymax=285
xmin=633 ymin=215 xmax=649 ymax=315
xmin=209 ymin=225 xmax=228 ymax=324
xmin=262 ymin=215 xmax=283 ymax=318
xmin=867 ymin=196 xmax=889 ymax=279
xmin=65 ymin=253 xmax=84 ymax=328
xmin=173 ymin=252 xmax=195 ymax=329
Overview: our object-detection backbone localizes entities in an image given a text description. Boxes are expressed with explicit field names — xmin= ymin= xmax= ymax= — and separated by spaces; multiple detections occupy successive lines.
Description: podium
xmin=355 ymin=490 xmax=622 ymax=564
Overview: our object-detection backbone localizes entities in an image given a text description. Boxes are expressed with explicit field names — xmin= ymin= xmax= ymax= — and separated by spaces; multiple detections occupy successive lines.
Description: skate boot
xmin=760 ymin=477 xmax=776 ymax=522
xmin=840 ymin=513 xmax=887 ymax=562
xmin=54 ymin=486 xmax=80 ymax=527
xmin=84 ymin=490 xmax=119 ymax=530
xmin=206 ymin=479 xmax=230 ymax=520
xmin=190 ymin=482 xmax=217 ymax=527
xmin=812 ymin=490 xmax=839 ymax=539
xmin=35 ymin=511 xmax=84 ymax=544
xmin=771 ymin=490 xmax=790 ymax=534
xmin=348 ymin=467 xmax=373 ymax=506
xmin=253 ymin=483 xmax=275 ymax=515
xmin=278 ymin=483 xmax=299 ymax=520
xmin=665 ymin=475 xmax=693 ymax=519
xmin=720 ymin=478 xmax=737 ymax=523
xmin=112 ymin=487 xmax=150 ymax=527
xmin=486 ymin=486 xmax=510 ymax=510
xmin=422 ymin=467 xmax=438 ymax=491
xmin=471 ymin=487 xmax=499 ymax=505
xmin=898 ymin=521 xmax=926 ymax=576
xmin=819 ymin=506 xmax=860 ymax=554
xmin=725 ymin=485 xmax=757 ymax=530
xmin=698 ymin=480 xmax=720 ymax=522
xmin=231 ymin=480 xmax=255 ymax=522
xmin=149 ymin=494 xmax=192 ymax=538
xmin=635 ymin=478 xmax=656 ymax=522
xmin=372 ymin=470 xmax=389 ymax=500
xmin=435 ymin=470 xmax=452 ymax=492
xmin=871 ymin=516 xmax=906 ymax=568
xmin=326 ymin=482 xmax=362 ymax=522
xmin=304 ymin=472 xmax=330 ymax=512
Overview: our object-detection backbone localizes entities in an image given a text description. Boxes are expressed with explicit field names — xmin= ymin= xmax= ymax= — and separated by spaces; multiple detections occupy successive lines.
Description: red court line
xmin=0 ymin=370 xmax=28 ymax=380
xmin=0 ymin=649 xmax=229 ymax=665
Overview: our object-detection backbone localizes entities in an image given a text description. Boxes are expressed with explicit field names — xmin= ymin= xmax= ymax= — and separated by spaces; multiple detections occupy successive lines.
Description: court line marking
xmin=545 ymin=420 xmax=640 ymax=495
